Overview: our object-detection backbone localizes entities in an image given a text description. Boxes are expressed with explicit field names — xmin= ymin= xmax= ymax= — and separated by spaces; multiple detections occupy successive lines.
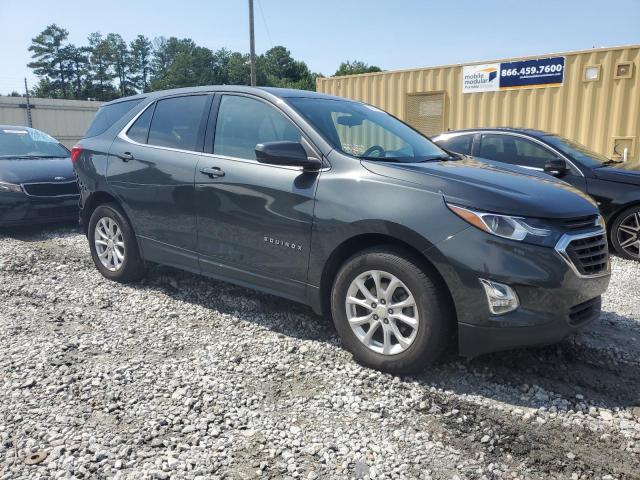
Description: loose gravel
xmin=0 ymin=224 xmax=639 ymax=480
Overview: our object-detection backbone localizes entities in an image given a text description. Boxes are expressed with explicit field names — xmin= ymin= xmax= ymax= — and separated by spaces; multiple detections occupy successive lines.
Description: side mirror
xmin=255 ymin=141 xmax=322 ymax=170
xmin=544 ymin=158 xmax=568 ymax=177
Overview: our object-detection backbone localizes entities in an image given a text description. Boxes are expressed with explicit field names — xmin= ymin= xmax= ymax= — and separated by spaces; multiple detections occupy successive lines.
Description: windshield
xmin=543 ymin=134 xmax=611 ymax=168
xmin=287 ymin=97 xmax=448 ymax=162
xmin=0 ymin=127 xmax=69 ymax=158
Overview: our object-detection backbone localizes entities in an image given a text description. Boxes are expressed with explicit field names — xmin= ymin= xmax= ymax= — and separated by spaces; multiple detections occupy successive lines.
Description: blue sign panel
xmin=499 ymin=56 xmax=565 ymax=89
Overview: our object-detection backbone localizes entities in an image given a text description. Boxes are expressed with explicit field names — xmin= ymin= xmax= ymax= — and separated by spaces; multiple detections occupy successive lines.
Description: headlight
xmin=0 ymin=181 xmax=23 ymax=193
xmin=447 ymin=203 xmax=554 ymax=244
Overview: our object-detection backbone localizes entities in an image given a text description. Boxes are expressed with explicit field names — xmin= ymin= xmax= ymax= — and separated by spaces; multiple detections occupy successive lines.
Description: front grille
xmin=565 ymin=232 xmax=609 ymax=276
xmin=569 ymin=296 xmax=601 ymax=326
xmin=23 ymin=181 xmax=79 ymax=197
xmin=559 ymin=215 xmax=599 ymax=232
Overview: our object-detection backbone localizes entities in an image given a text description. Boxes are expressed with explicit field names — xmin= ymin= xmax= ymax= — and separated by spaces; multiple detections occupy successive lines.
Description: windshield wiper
xmin=359 ymin=156 xmax=404 ymax=163
xmin=601 ymin=159 xmax=623 ymax=166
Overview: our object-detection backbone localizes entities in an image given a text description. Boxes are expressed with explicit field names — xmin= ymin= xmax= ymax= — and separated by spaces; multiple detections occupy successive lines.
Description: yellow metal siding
xmin=317 ymin=46 xmax=640 ymax=160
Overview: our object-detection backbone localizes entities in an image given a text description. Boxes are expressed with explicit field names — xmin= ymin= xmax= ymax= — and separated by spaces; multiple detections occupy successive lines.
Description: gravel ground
xmin=0 ymin=224 xmax=639 ymax=480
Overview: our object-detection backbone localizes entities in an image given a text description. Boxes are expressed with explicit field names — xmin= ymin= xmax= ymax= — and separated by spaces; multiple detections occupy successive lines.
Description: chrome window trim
xmin=440 ymin=130 xmax=585 ymax=177
xmin=117 ymin=93 xmax=328 ymax=173
xmin=554 ymin=229 xmax=610 ymax=278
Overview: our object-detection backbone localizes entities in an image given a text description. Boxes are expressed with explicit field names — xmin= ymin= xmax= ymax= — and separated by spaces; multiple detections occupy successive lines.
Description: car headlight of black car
xmin=447 ymin=203 xmax=560 ymax=246
xmin=0 ymin=181 xmax=23 ymax=194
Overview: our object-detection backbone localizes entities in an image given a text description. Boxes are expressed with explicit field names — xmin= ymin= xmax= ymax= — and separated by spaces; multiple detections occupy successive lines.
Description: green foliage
xmin=27 ymin=23 xmax=375 ymax=100
xmin=333 ymin=60 xmax=382 ymax=77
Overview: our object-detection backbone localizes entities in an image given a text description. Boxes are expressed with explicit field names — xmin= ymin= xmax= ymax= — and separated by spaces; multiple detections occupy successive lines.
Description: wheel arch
xmin=317 ymin=232 xmax=457 ymax=328
xmin=81 ymin=191 xmax=129 ymax=234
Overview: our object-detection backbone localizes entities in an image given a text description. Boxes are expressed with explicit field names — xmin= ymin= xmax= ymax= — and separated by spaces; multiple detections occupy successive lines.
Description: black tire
xmin=330 ymin=246 xmax=453 ymax=374
xmin=88 ymin=203 xmax=146 ymax=283
xmin=610 ymin=205 xmax=640 ymax=261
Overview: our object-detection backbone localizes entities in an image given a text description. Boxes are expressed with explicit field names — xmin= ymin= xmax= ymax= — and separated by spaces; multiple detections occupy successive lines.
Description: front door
xmin=107 ymin=94 xmax=212 ymax=270
xmin=478 ymin=133 xmax=588 ymax=191
xmin=194 ymin=94 xmax=319 ymax=301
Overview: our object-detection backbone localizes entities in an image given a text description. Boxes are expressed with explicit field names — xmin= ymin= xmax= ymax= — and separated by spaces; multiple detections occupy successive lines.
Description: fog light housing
xmin=479 ymin=279 xmax=519 ymax=315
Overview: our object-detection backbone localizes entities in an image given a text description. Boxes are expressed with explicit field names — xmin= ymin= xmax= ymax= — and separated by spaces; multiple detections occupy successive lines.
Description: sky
xmin=0 ymin=0 xmax=638 ymax=94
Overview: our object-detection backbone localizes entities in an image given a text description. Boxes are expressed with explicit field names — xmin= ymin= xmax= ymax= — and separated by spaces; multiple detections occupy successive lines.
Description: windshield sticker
xmin=2 ymin=129 xmax=29 ymax=135
xmin=27 ymin=128 xmax=58 ymax=143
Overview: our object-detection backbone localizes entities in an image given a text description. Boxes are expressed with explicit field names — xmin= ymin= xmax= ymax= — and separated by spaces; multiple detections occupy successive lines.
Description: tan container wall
xmin=318 ymin=46 xmax=640 ymax=161
xmin=0 ymin=97 xmax=102 ymax=148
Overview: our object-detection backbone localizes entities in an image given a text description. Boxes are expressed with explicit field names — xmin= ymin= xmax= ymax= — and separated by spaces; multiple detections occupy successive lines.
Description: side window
xmin=147 ymin=95 xmax=209 ymax=151
xmin=479 ymin=134 xmax=511 ymax=163
xmin=214 ymin=95 xmax=301 ymax=160
xmin=438 ymin=134 xmax=473 ymax=155
xmin=84 ymin=98 xmax=143 ymax=138
xmin=512 ymin=137 xmax=557 ymax=168
xmin=127 ymin=105 xmax=154 ymax=144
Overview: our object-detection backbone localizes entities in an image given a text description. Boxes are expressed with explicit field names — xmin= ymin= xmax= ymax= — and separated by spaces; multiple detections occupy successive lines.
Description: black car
xmin=74 ymin=87 xmax=610 ymax=372
xmin=434 ymin=128 xmax=640 ymax=261
xmin=0 ymin=126 xmax=79 ymax=226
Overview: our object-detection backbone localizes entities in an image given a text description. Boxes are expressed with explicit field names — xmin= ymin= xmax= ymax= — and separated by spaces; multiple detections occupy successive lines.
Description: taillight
xmin=70 ymin=145 xmax=83 ymax=164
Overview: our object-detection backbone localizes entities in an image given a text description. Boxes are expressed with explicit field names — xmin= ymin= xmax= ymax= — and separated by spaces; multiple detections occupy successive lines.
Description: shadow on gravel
xmin=133 ymin=264 xmax=640 ymax=413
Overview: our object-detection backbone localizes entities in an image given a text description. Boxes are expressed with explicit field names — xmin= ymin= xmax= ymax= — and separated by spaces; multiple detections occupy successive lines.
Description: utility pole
xmin=248 ymin=0 xmax=257 ymax=86
xmin=24 ymin=78 xmax=33 ymax=128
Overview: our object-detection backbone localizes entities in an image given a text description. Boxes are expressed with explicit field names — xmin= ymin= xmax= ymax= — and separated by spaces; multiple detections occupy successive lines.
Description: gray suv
xmin=73 ymin=87 xmax=610 ymax=373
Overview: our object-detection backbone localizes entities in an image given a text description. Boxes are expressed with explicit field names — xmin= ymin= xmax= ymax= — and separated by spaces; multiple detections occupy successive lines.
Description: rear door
xmin=107 ymin=94 xmax=213 ymax=271
xmin=194 ymin=94 xmax=320 ymax=301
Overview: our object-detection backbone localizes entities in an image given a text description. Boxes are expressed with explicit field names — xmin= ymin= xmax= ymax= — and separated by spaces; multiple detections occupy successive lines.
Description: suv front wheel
xmin=331 ymin=246 xmax=452 ymax=373
xmin=88 ymin=203 xmax=146 ymax=282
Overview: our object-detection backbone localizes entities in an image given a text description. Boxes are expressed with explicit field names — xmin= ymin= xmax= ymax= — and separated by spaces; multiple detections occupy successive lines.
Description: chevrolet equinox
xmin=73 ymin=87 xmax=611 ymax=373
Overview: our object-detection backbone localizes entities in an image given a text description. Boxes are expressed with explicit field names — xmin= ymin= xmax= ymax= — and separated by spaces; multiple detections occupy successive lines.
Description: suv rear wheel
xmin=611 ymin=205 xmax=640 ymax=261
xmin=88 ymin=203 xmax=146 ymax=282
xmin=331 ymin=246 xmax=452 ymax=373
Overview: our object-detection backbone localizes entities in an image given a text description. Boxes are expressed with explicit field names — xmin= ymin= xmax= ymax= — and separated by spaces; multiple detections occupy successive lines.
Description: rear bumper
xmin=426 ymin=227 xmax=611 ymax=358
xmin=0 ymin=192 xmax=79 ymax=226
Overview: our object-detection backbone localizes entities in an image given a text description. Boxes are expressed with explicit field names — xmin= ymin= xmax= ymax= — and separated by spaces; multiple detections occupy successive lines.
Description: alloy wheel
xmin=94 ymin=217 xmax=126 ymax=271
xmin=617 ymin=212 xmax=640 ymax=259
xmin=345 ymin=270 xmax=419 ymax=356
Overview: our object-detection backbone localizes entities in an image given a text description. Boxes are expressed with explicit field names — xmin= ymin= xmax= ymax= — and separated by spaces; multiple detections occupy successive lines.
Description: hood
xmin=362 ymin=156 xmax=598 ymax=219
xmin=593 ymin=161 xmax=640 ymax=186
xmin=0 ymin=156 xmax=74 ymax=184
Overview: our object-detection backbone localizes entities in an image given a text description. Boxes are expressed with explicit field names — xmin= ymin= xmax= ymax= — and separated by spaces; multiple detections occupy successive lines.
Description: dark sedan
xmin=0 ymin=126 xmax=79 ymax=227
xmin=434 ymin=128 xmax=640 ymax=261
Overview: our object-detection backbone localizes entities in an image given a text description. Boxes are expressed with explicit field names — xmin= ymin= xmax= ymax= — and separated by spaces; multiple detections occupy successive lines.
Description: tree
xmin=28 ymin=24 xmax=72 ymax=98
xmin=87 ymin=32 xmax=117 ymax=101
xmin=65 ymin=44 xmax=91 ymax=98
xmin=333 ymin=60 xmax=381 ymax=77
xmin=129 ymin=35 xmax=153 ymax=92
xmin=106 ymin=33 xmax=132 ymax=97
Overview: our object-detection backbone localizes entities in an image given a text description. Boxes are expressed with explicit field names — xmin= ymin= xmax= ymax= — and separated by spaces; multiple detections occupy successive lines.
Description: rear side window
xmin=438 ymin=134 xmax=473 ymax=155
xmin=147 ymin=95 xmax=209 ymax=152
xmin=213 ymin=95 xmax=301 ymax=160
xmin=84 ymin=98 xmax=143 ymax=138
xmin=127 ymin=105 xmax=154 ymax=144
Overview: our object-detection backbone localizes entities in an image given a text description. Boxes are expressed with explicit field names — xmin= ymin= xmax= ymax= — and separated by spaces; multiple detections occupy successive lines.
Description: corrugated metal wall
xmin=317 ymin=45 xmax=640 ymax=161
xmin=0 ymin=97 xmax=102 ymax=147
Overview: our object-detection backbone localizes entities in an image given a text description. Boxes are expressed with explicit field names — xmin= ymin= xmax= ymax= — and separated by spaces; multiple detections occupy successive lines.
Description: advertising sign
xmin=462 ymin=63 xmax=500 ymax=93
xmin=500 ymin=56 xmax=565 ymax=89
xmin=463 ymin=56 xmax=565 ymax=93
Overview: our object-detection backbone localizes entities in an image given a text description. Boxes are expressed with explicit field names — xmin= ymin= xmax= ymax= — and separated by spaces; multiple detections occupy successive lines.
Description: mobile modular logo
xmin=462 ymin=63 xmax=500 ymax=93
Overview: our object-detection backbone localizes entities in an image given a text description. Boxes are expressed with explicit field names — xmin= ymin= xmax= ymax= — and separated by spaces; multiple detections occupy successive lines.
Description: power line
xmin=257 ymin=0 xmax=274 ymax=49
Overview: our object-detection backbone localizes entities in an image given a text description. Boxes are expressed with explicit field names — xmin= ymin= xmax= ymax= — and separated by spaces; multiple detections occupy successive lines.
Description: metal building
xmin=317 ymin=45 xmax=640 ymax=162
xmin=0 ymin=96 xmax=102 ymax=148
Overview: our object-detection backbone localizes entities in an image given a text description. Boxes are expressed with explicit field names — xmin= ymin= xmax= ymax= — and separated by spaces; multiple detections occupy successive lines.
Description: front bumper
xmin=0 ymin=192 xmax=79 ymax=227
xmin=426 ymin=227 xmax=611 ymax=358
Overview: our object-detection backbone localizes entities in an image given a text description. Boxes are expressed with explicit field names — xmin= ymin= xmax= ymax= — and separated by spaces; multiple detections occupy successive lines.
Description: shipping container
xmin=317 ymin=45 xmax=640 ymax=161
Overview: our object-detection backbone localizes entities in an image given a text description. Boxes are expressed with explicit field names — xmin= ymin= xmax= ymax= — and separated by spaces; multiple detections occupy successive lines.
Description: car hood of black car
xmin=593 ymin=162 xmax=640 ymax=186
xmin=362 ymin=156 xmax=599 ymax=219
xmin=0 ymin=156 xmax=74 ymax=184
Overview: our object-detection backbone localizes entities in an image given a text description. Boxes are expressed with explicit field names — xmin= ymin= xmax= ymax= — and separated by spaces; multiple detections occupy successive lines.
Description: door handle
xmin=119 ymin=152 xmax=134 ymax=162
xmin=200 ymin=166 xmax=225 ymax=178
